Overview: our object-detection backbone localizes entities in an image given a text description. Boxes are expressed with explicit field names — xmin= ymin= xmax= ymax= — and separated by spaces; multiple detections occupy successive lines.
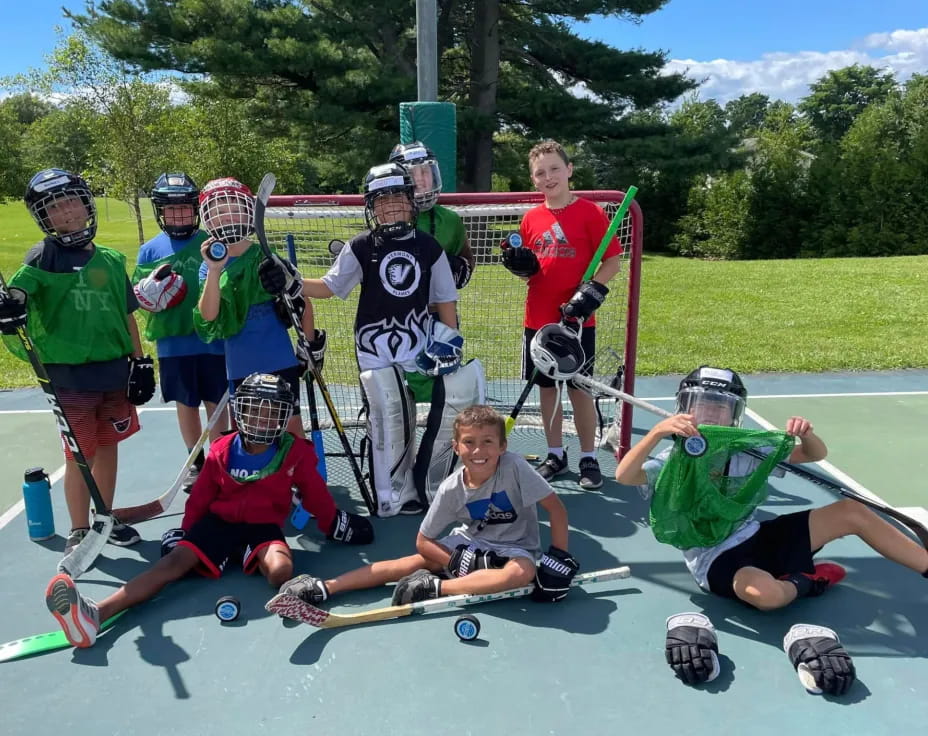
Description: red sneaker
xmin=801 ymin=561 xmax=847 ymax=596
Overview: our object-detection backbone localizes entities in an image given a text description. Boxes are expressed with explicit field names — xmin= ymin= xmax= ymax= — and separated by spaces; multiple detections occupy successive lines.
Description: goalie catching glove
xmin=416 ymin=320 xmax=463 ymax=376
xmin=127 ymin=356 xmax=156 ymax=405
xmin=134 ymin=262 xmax=187 ymax=312
xmin=665 ymin=612 xmax=721 ymax=685
xmin=447 ymin=544 xmax=509 ymax=578
xmin=783 ymin=624 xmax=856 ymax=695
xmin=531 ymin=545 xmax=579 ymax=602
xmin=561 ymin=280 xmax=608 ymax=323
xmin=0 ymin=287 xmax=27 ymax=335
xmin=500 ymin=234 xmax=539 ymax=278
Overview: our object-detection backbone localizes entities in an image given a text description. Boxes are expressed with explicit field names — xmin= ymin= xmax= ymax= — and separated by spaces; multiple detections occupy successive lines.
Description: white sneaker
xmin=45 ymin=573 xmax=101 ymax=648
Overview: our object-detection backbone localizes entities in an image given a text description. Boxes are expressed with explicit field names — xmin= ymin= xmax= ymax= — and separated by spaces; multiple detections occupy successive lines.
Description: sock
xmin=547 ymin=447 xmax=564 ymax=459
xmin=580 ymin=451 xmax=596 ymax=460
xmin=193 ymin=449 xmax=205 ymax=469
xmin=781 ymin=572 xmax=814 ymax=598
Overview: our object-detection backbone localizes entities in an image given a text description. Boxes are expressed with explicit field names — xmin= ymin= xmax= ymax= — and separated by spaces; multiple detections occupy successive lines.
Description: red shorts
xmin=56 ymin=389 xmax=140 ymax=461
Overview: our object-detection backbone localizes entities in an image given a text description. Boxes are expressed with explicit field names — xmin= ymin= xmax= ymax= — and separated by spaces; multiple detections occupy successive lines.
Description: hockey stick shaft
xmin=0 ymin=270 xmax=113 ymax=577
xmin=112 ymin=391 xmax=230 ymax=523
xmin=253 ymin=174 xmax=375 ymax=515
xmin=574 ymin=376 xmax=928 ymax=548
xmin=505 ymin=187 xmax=638 ymax=437
xmin=268 ymin=565 xmax=631 ymax=629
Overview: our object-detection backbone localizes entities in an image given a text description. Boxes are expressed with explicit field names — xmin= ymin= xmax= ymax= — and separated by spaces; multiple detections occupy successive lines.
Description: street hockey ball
xmin=454 ymin=614 xmax=481 ymax=641
xmin=215 ymin=595 xmax=241 ymax=622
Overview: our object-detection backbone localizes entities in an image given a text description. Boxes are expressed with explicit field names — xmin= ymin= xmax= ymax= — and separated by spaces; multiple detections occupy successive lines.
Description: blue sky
xmin=3 ymin=1 xmax=927 ymax=103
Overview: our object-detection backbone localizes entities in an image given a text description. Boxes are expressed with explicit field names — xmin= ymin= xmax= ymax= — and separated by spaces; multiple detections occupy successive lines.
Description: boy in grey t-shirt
xmin=272 ymin=406 xmax=579 ymax=610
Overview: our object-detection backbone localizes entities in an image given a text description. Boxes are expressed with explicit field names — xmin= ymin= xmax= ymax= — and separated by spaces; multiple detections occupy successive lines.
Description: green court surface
xmin=0 ymin=371 xmax=926 ymax=736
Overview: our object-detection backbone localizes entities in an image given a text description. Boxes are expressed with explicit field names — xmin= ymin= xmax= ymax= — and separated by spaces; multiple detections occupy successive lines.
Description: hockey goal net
xmin=263 ymin=190 xmax=643 ymax=483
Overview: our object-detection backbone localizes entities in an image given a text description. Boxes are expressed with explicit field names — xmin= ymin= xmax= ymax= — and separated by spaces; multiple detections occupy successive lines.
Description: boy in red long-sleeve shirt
xmin=44 ymin=372 xmax=373 ymax=649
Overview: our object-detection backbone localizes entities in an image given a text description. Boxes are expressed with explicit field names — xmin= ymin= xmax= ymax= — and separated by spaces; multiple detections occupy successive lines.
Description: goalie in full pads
xmin=44 ymin=372 xmax=373 ymax=649
xmin=261 ymin=163 xmax=485 ymax=517
xmin=616 ymin=365 xmax=928 ymax=693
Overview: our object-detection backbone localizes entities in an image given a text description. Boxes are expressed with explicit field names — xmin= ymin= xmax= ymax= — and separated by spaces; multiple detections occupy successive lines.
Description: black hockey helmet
xmin=388 ymin=141 xmax=442 ymax=211
xmin=676 ymin=366 xmax=747 ymax=427
xmin=24 ymin=168 xmax=97 ymax=248
xmin=151 ymin=172 xmax=200 ymax=239
xmin=233 ymin=373 xmax=295 ymax=445
xmin=362 ymin=162 xmax=418 ymax=239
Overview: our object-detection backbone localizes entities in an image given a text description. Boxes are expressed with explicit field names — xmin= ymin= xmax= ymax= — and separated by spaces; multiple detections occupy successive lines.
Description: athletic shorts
xmin=521 ymin=326 xmax=595 ymax=389
xmin=160 ymin=353 xmax=227 ymax=407
xmin=705 ymin=510 xmax=821 ymax=599
xmin=177 ymin=513 xmax=288 ymax=578
xmin=56 ymin=389 xmax=140 ymax=461
xmin=230 ymin=364 xmax=302 ymax=416
xmin=438 ymin=533 xmax=537 ymax=565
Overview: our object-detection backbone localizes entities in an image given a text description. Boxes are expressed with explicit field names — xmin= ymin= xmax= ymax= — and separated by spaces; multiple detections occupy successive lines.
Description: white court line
xmin=0 ymin=464 xmax=66 ymax=531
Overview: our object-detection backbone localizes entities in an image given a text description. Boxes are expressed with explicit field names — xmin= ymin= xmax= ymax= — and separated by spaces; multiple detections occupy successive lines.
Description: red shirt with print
xmin=518 ymin=197 xmax=622 ymax=329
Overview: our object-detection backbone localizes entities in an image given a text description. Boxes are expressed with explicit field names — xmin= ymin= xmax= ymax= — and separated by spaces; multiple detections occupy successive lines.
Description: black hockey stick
xmin=0 ymin=270 xmax=113 ymax=577
xmin=253 ymin=174 xmax=376 ymax=515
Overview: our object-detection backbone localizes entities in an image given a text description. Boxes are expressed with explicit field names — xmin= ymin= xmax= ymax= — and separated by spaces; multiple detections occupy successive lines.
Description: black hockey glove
xmin=259 ymin=254 xmax=301 ymax=296
xmin=783 ymin=624 xmax=856 ymax=695
xmin=127 ymin=356 xmax=156 ymax=406
xmin=161 ymin=528 xmax=185 ymax=557
xmin=327 ymin=509 xmax=374 ymax=545
xmin=500 ymin=237 xmax=539 ymax=278
xmin=296 ymin=329 xmax=327 ymax=374
xmin=531 ymin=545 xmax=579 ymax=602
xmin=561 ymin=280 xmax=609 ymax=323
xmin=665 ymin=612 xmax=720 ymax=685
xmin=448 ymin=254 xmax=473 ymax=289
xmin=0 ymin=287 xmax=27 ymax=335
xmin=447 ymin=544 xmax=509 ymax=578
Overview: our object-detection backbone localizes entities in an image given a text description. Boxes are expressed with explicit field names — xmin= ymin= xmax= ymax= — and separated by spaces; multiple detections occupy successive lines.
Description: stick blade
xmin=256 ymin=173 xmax=277 ymax=206
xmin=110 ymin=500 xmax=164 ymax=525
xmin=265 ymin=592 xmax=333 ymax=628
xmin=57 ymin=514 xmax=114 ymax=579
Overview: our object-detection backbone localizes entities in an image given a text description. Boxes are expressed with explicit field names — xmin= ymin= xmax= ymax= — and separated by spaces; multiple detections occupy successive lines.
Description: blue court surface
xmin=1 ymin=370 xmax=927 ymax=736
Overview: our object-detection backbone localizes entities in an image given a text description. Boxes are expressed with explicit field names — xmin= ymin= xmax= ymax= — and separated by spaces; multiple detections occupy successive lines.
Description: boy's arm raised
xmin=615 ymin=413 xmax=698 ymax=485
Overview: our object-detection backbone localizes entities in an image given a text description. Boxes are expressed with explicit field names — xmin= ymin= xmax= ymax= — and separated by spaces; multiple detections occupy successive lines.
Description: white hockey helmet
xmin=530 ymin=323 xmax=586 ymax=381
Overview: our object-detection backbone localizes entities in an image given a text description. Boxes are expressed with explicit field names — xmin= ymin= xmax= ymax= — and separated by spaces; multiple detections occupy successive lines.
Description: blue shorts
xmin=160 ymin=354 xmax=227 ymax=407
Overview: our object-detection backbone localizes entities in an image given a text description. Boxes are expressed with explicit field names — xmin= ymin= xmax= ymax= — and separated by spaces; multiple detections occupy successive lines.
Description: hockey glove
xmin=415 ymin=320 xmax=463 ymax=377
xmin=160 ymin=528 xmax=185 ymax=557
xmin=561 ymin=280 xmax=609 ymax=323
xmin=296 ymin=329 xmax=327 ymax=374
xmin=531 ymin=545 xmax=579 ymax=602
xmin=447 ymin=544 xmax=509 ymax=578
xmin=134 ymin=263 xmax=187 ymax=312
xmin=665 ymin=612 xmax=721 ymax=685
xmin=327 ymin=509 xmax=375 ymax=545
xmin=259 ymin=254 xmax=302 ymax=297
xmin=127 ymin=356 xmax=156 ymax=406
xmin=783 ymin=624 xmax=856 ymax=695
xmin=273 ymin=292 xmax=306 ymax=328
xmin=500 ymin=236 xmax=539 ymax=278
xmin=448 ymin=254 xmax=473 ymax=289
xmin=0 ymin=287 xmax=27 ymax=334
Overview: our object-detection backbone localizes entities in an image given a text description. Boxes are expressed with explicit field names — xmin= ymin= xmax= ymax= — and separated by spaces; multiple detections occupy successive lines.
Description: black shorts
xmin=705 ymin=510 xmax=821 ymax=599
xmin=521 ymin=326 xmax=596 ymax=389
xmin=230 ymin=364 xmax=302 ymax=416
xmin=178 ymin=513 xmax=288 ymax=578
xmin=160 ymin=353 xmax=227 ymax=407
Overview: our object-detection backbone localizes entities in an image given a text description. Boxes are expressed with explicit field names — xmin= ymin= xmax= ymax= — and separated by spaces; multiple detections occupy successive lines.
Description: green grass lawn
xmin=1 ymin=198 xmax=926 ymax=389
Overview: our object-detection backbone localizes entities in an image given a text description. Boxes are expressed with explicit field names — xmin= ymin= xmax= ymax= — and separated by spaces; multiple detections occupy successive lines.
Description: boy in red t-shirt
xmin=502 ymin=140 xmax=622 ymax=490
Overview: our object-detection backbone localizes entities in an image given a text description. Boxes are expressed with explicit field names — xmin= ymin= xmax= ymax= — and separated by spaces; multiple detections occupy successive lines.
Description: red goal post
xmin=264 ymin=190 xmax=643 ymax=459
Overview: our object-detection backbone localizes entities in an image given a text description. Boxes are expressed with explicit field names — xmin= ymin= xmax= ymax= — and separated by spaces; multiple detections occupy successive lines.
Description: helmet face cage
xmin=390 ymin=143 xmax=442 ymax=211
xmin=199 ymin=179 xmax=255 ymax=245
xmin=676 ymin=366 xmax=747 ymax=427
xmin=25 ymin=170 xmax=97 ymax=248
xmin=363 ymin=165 xmax=418 ymax=238
xmin=233 ymin=374 xmax=294 ymax=445
xmin=151 ymin=173 xmax=200 ymax=239
xmin=530 ymin=323 xmax=586 ymax=381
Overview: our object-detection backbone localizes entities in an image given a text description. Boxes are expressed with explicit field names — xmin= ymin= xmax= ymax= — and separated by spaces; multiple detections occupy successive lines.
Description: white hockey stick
xmin=265 ymin=565 xmax=631 ymax=630
xmin=112 ymin=391 xmax=230 ymax=523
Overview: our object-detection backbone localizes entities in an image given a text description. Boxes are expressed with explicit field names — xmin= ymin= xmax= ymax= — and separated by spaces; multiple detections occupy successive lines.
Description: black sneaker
xmin=400 ymin=499 xmax=425 ymax=515
xmin=108 ymin=521 xmax=141 ymax=547
xmin=578 ymin=456 xmax=603 ymax=490
xmin=537 ymin=451 xmax=568 ymax=481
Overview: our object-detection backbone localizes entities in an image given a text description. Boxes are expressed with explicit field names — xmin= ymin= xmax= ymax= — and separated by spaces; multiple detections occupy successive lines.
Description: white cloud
xmin=666 ymin=27 xmax=928 ymax=104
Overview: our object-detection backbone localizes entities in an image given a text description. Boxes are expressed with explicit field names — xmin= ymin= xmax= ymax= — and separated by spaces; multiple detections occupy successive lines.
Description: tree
xmin=798 ymin=65 xmax=897 ymax=144
xmin=0 ymin=93 xmax=55 ymax=125
xmin=0 ymin=105 xmax=28 ymax=199
xmin=20 ymin=102 xmax=98 ymax=175
xmin=73 ymin=0 xmax=695 ymax=192
xmin=725 ymin=93 xmax=770 ymax=137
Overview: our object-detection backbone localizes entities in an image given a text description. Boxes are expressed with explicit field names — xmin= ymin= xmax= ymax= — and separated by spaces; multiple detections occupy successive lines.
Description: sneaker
xmin=181 ymin=464 xmax=200 ymax=494
xmin=391 ymin=569 xmax=443 ymax=605
xmin=400 ymin=499 xmax=425 ymax=515
xmin=45 ymin=573 xmax=100 ymax=648
xmin=578 ymin=457 xmax=603 ymax=490
xmin=277 ymin=574 xmax=329 ymax=605
xmin=781 ymin=561 xmax=847 ymax=597
xmin=537 ymin=451 xmax=568 ymax=481
xmin=63 ymin=528 xmax=89 ymax=558
xmin=108 ymin=520 xmax=141 ymax=547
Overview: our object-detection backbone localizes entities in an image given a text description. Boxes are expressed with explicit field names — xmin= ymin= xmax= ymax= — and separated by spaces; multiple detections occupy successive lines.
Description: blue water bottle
xmin=23 ymin=467 xmax=54 ymax=541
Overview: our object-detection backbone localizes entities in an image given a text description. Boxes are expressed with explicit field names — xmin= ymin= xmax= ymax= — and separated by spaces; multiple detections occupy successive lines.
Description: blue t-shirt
xmin=198 ymin=258 xmax=298 ymax=380
xmin=137 ymin=231 xmax=224 ymax=359
xmin=227 ymin=435 xmax=278 ymax=479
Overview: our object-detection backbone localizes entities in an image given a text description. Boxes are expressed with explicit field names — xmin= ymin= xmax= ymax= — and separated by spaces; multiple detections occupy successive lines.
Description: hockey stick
xmin=0 ymin=270 xmax=113 ymax=578
xmin=505 ymin=186 xmax=638 ymax=437
xmin=253 ymin=173 xmax=376 ymax=515
xmin=266 ymin=565 xmax=631 ymax=630
xmin=573 ymin=375 xmax=928 ymax=549
xmin=0 ymin=610 xmax=127 ymax=663
xmin=112 ymin=391 xmax=230 ymax=524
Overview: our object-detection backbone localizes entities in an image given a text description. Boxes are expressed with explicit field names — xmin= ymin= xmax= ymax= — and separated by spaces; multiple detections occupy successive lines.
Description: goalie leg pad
xmin=783 ymin=624 xmax=856 ymax=695
xmin=413 ymin=359 xmax=486 ymax=505
xmin=665 ymin=612 xmax=721 ymax=685
xmin=360 ymin=366 xmax=417 ymax=517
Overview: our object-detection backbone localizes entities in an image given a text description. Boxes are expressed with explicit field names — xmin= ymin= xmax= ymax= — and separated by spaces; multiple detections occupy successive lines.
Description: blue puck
xmin=454 ymin=614 xmax=480 ymax=641
xmin=206 ymin=242 xmax=228 ymax=261
xmin=683 ymin=435 xmax=708 ymax=457
xmin=215 ymin=596 xmax=241 ymax=622
xmin=507 ymin=233 xmax=523 ymax=248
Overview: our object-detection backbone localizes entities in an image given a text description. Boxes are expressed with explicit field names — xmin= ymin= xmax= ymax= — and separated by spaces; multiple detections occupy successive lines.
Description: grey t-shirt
xmin=419 ymin=451 xmax=554 ymax=556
